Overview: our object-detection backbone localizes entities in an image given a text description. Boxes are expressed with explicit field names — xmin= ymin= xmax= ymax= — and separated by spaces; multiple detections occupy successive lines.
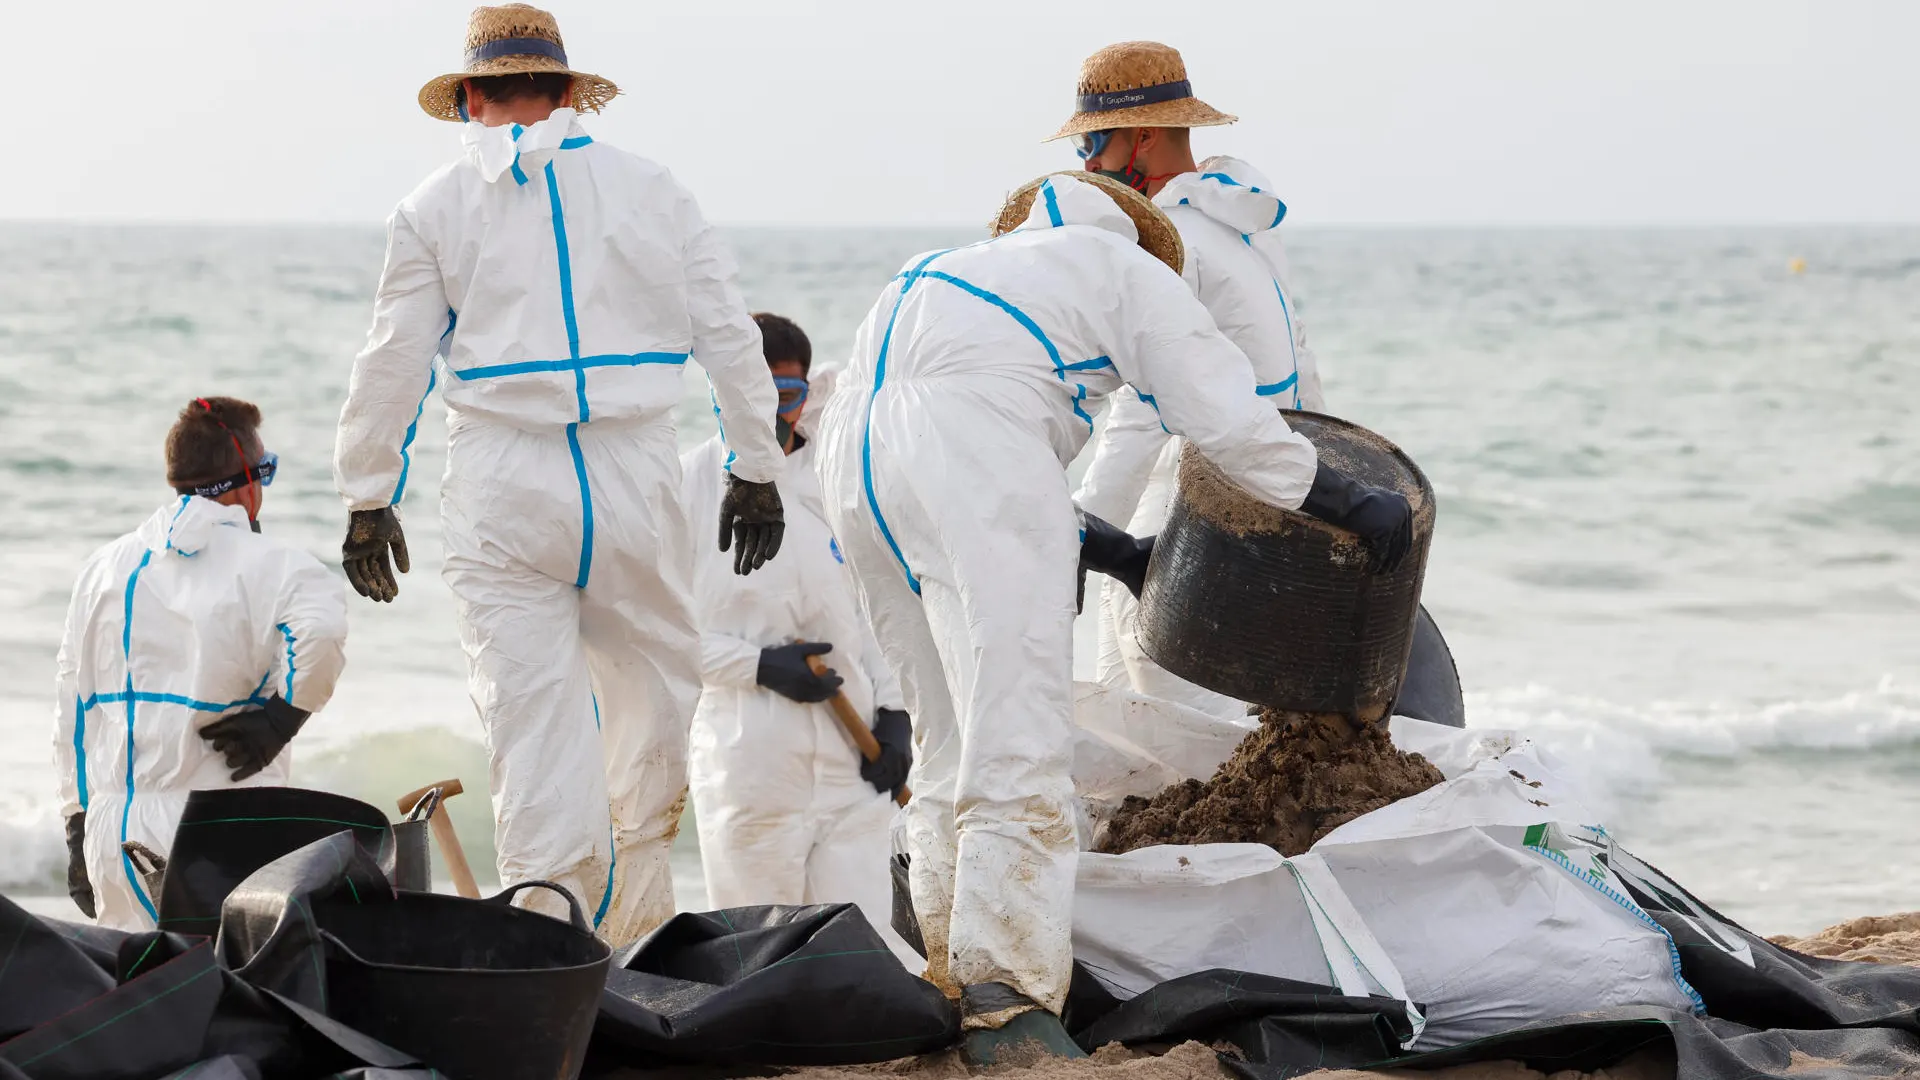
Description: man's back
xmin=399 ymin=111 xmax=722 ymax=431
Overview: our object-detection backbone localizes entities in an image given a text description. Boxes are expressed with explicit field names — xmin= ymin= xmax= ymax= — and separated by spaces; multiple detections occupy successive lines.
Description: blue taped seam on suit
xmin=72 ymin=694 xmax=87 ymax=811
xmin=566 ymin=424 xmax=594 ymax=589
xmin=276 ymin=623 xmax=297 ymax=700
xmin=120 ymin=549 xmax=160 ymax=921
xmin=589 ymin=691 xmax=613 ymax=929
xmin=1041 ymin=179 xmax=1064 ymax=227
xmin=544 ymin=159 xmax=594 ymax=587
xmin=452 ymin=352 xmax=688 ymax=381
xmin=1241 ymin=234 xmax=1303 ymax=408
xmin=80 ymin=691 xmax=270 ymax=715
xmin=391 ymin=360 xmax=441 ymax=505
xmin=863 ymin=249 xmax=955 ymax=596
xmin=163 ymin=497 xmax=190 ymax=552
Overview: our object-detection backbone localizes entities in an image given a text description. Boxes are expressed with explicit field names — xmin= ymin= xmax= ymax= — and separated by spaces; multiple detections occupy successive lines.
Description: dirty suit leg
xmin=442 ymin=421 xmax=612 ymax=929
xmin=829 ymin=440 xmax=1081 ymax=1019
xmin=829 ymin=511 xmax=964 ymax=996
xmin=577 ymin=422 xmax=700 ymax=948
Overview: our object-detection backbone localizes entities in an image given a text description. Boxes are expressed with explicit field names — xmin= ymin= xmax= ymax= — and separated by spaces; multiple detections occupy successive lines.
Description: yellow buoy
xmin=1789 ymin=256 xmax=1807 ymax=274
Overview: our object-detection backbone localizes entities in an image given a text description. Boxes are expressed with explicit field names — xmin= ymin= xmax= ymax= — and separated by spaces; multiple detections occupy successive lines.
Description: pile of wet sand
xmin=1770 ymin=912 xmax=1920 ymax=965
xmin=1095 ymin=709 xmax=1445 ymax=856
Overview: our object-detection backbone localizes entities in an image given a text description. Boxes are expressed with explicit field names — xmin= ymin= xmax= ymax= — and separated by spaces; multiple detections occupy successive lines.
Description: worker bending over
xmin=680 ymin=313 xmax=917 ymax=966
xmin=1063 ymin=42 xmax=1331 ymax=718
xmin=815 ymin=172 xmax=1412 ymax=1062
xmin=56 ymin=397 xmax=348 ymax=929
xmin=333 ymin=5 xmax=786 ymax=944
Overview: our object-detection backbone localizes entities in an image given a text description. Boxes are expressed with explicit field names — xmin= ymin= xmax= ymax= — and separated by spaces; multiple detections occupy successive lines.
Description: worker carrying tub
xmin=813 ymin=170 xmax=1413 ymax=1064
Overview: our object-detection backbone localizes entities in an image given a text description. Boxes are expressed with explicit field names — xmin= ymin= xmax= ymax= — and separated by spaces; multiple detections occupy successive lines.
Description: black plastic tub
xmin=1136 ymin=412 xmax=1437 ymax=722
xmin=318 ymin=881 xmax=612 ymax=1080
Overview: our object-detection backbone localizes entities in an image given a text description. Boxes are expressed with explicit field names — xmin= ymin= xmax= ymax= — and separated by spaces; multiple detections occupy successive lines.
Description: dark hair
xmin=753 ymin=312 xmax=812 ymax=375
xmin=464 ymin=72 xmax=574 ymax=108
xmin=166 ymin=396 xmax=262 ymax=489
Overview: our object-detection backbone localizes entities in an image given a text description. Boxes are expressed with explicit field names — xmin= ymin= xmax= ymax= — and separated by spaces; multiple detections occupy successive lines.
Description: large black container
xmin=319 ymin=881 xmax=612 ymax=1080
xmin=1137 ymin=412 xmax=1436 ymax=721
xmin=159 ymin=786 xmax=392 ymax=933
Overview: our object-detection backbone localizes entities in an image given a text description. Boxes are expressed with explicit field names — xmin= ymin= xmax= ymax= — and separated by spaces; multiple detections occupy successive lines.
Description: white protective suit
xmin=679 ymin=434 xmax=918 ymax=967
xmin=814 ymin=175 xmax=1320 ymax=1017
xmin=1076 ymin=157 xmax=1326 ymax=718
xmin=333 ymin=110 xmax=783 ymax=943
xmin=53 ymin=496 xmax=348 ymax=929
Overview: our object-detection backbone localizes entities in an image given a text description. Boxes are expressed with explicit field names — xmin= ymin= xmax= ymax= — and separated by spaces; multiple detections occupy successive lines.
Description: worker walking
xmin=680 ymin=313 xmax=917 ymax=967
xmin=56 ymin=397 xmax=348 ymax=929
xmin=815 ymin=172 xmax=1413 ymax=1061
xmin=1061 ymin=41 xmax=1328 ymax=719
xmin=333 ymin=5 xmax=786 ymax=945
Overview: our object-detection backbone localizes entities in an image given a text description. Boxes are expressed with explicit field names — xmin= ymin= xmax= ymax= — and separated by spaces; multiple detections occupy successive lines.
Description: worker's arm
xmin=52 ymin=582 xmax=85 ymax=821
xmin=264 ymin=552 xmax=351 ymax=714
xmin=677 ymin=182 xmax=783 ymax=486
xmin=700 ymin=630 xmax=766 ymax=690
xmin=1072 ymin=388 xmax=1169 ymax=527
xmin=334 ymin=208 xmax=451 ymax=512
xmin=1110 ymin=249 xmax=1318 ymax=511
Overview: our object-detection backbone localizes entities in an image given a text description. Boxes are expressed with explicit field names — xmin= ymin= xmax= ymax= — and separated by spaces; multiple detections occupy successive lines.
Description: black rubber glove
xmin=343 ymin=507 xmax=409 ymax=602
xmin=199 ymin=696 xmax=310 ymax=782
xmin=757 ymin=642 xmax=843 ymax=703
xmin=718 ymin=475 xmax=786 ymax=576
xmin=1078 ymin=512 xmax=1156 ymax=601
xmin=65 ymin=811 xmax=94 ymax=919
xmin=1298 ymin=463 xmax=1415 ymax=573
xmin=862 ymin=708 xmax=913 ymax=797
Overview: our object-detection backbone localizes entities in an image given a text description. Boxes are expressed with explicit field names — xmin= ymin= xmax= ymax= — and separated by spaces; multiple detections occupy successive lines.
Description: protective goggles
xmin=1072 ymin=129 xmax=1116 ymax=161
xmin=774 ymin=376 xmax=809 ymax=416
xmin=181 ymin=451 xmax=278 ymax=498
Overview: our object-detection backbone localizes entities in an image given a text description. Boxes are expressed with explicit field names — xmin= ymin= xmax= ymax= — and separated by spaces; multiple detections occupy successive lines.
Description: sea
xmin=1 ymin=222 xmax=1916 ymax=934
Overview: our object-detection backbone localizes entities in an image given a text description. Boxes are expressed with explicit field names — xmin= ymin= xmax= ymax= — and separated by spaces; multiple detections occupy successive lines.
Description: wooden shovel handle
xmin=806 ymin=652 xmax=911 ymax=806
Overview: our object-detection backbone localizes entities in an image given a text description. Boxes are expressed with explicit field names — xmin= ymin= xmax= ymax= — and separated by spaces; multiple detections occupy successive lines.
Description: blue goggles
xmin=774 ymin=376 xmax=809 ymax=416
xmin=181 ymin=451 xmax=277 ymax=498
xmin=1072 ymin=129 xmax=1115 ymax=161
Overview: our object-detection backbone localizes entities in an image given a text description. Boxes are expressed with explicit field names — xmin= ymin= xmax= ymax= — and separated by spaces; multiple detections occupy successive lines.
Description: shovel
xmin=806 ymin=653 xmax=911 ymax=807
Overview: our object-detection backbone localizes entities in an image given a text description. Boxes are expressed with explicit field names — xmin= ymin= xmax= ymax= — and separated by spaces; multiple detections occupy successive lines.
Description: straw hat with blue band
xmin=417 ymin=4 xmax=620 ymax=122
xmin=1045 ymin=41 xmax=1237 ymax=142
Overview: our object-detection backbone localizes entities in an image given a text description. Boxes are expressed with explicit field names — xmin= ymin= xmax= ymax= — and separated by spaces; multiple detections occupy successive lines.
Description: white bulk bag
xmin=1311 ymin=752 xmax=1704 ymax=1048
xmin=1072 ymin=843 xmax=1425 ymax=1048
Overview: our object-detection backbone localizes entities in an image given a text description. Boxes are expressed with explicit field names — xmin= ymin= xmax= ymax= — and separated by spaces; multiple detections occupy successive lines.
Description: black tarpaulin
xmin=590 ymin=904 xmax=959 ymax=1069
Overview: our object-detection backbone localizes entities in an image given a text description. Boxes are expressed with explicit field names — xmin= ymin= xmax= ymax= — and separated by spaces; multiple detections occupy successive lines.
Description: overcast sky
xmin=8 ymin=0 xmax=1916 ymax=226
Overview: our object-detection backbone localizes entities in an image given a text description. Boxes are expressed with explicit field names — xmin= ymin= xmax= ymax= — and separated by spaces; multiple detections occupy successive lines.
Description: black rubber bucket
xmin=317 ymin=881 xmax=612 ymax=1080
xmin=1136 ymin=412 xmax=1437 ymax=722
xmin=159 ymin=786 xmax=391 ymax=934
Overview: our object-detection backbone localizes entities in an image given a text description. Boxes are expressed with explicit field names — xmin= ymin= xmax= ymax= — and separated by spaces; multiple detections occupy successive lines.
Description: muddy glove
xmin=758 ymin=642 xmax=843 ymax=703
xmin=343 ymin=507 xmax=409 ymax=602
xmin=65 ymin=812 xmax=94 ymax=919
xmin=718 ymin=475 xmax=786 ymax=576
xmin=1079 ymin=512 xmax=1155 ymax=602
xmin=1298 ymin=463 xmax=1414 ymax=573
xmin=862 ymin=708 xmax=913 ymax=797
xmin=199 ymin=696 xmax=309 ymax=782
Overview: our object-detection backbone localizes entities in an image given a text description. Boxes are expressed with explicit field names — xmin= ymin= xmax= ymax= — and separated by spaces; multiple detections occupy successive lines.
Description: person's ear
xmin=1137 ymin=127 xmax=1161 ymax=155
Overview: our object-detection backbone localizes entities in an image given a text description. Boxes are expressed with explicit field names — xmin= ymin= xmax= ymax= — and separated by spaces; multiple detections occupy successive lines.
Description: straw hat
xmin=417 ymin=5 xmax=619 ymax=122
xmin=991 ymin=172 xmax=1186 ymax=276
xmin=1046 ymin=41 xmax=1236 ymax=142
